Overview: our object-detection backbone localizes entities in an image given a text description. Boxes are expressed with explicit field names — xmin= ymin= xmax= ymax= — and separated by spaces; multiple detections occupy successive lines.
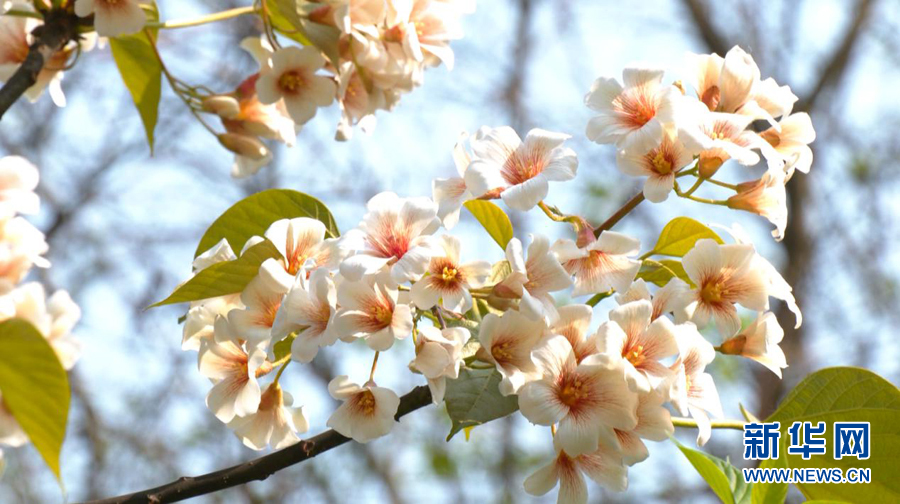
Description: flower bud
xmin=203 ymin=95 xmax=240 ymax=119
xmin=217 ymin=133 xmax=268 ymax=160
xmin=726 ymin=170 xmax=787 ymax=240
xmin=698 ymin=154 xmax=724 ymax=178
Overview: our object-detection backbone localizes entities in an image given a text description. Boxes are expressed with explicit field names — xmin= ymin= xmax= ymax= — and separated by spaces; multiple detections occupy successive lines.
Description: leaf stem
xmin=145 ymin=6 xmax=259 ymax=30
xmin=4 ymin=9 xmax=43 ymax=20
xmin=671 ymin=417 xmax=745 ymax=430
xmin=368 ymin=351 xmax=380 ymax=382
xmin=273 ymin=359 xmax=290 ymax=384
xmin=703 ymin=177 xmax=740 ymax=191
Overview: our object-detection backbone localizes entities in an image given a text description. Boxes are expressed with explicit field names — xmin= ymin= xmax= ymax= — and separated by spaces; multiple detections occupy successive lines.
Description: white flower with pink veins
xmin=256 ymin=46 xmax=336 ymax=125
xmin=518 ymin=335 xmax=638 ymax=457
xmin=228 ymin=383 xmax=309 ymax=450
xmin=495 ymin=235 xmax=573 ymax=323
xmin=551 ymin=231 xmax=641 ymax=297
xmin=326 ymin=376 xmax=400 ymax=443
xmin=615 ymin=277 xmax=691 ymax=322
xmin=544 ymin=304 xmax=598 ymax=364
xmin=524 ymin=425 xmax=628 ymax=503
xmin=409 ymin=326 xmax=468 ymax=404
xmin=669 ymin=323 xmax=723 ymax=446
xmin=409 ymin=234 xmax=490 ymax=313
xmin=613 ymin=390 xmax=674 ymax=466
xmin=615 ymin=129 xmax=700 ymax=203
xmin=464 ymin=127 xmax=578 ymax=211
xmin=227 ymin=258 xmax=294 ymax=348
xmin=720 ymin=311 xmax=788 ymax=378
xmin=0 ymin=216 xmax=50 ymax=290
xmin=594 ymin=299 xmax=678 ymax=393
xmin=433 ymin=131 xmax=477 ymax=229
xmin=339 ymin=191 xmax=441 ymax=284
xmin=74 ymin=0 xmax=147 ymax=38
xmin=263 ymin=217 xmax=345 ymax=276
xmin=198 ymin=322 xmax=268 ymax=424
xmin=476 ymin=309 xmax=544 ymax=396
xmin=385 ymin=0 xmax=465 ymax=70
xmin=585 ymin=65 xmax=680 ymax=155
xmin=331 ymin=270 xmax=413 ymax=351
xmin=271 ymin=268 xmax=338 ymax=363
xmin=0 ymin=156 xmax=39 ymax=218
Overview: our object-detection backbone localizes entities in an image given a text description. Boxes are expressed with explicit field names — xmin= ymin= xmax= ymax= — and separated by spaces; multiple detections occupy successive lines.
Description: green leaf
xmin=586 ymin=290 xmax=614 ymax=306
xmin=152 ymin=241 xmax=281 ymax=307
xmin=273 ymin=333 xmax=296 ymax=362
xmin=673 ymin=438 xmax=751 ymax=504
xmin=650 ymin=217 xmax=724 ymax=257
xmin=0 ymin=319 xmax=70 ymax=480
xmin=444 ymin=367 xmax=518 ymax=441
xmin=110 ymin=4 xmax=161 ymax=152
xmin=764 ymin=367 xmax=900 ymax=502
xmin=269 ymin=0 xmax=341 ymax=66
xmin=195 ymin=189 xmax=339 ymax=258
xmin=464 ymin=200 xmax=514 ymax=251
xmin=637 ymin=259 xmax=695 ymax=288
xmin=753 ymin=456 xmax=789 ymax=504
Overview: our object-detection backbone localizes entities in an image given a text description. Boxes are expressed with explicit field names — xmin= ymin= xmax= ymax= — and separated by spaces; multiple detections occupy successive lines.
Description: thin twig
xmin=593 ymin=192 xmax=645 ymax=237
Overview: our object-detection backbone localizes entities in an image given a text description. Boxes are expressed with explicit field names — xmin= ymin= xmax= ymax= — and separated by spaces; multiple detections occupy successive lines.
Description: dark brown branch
xmin=593 ymin=192 xmax=644 ymax=237
xmin=0 ymin=9 xmax=79 ymax=119
xmin=81 ymin=385 xmax=433 ymax=504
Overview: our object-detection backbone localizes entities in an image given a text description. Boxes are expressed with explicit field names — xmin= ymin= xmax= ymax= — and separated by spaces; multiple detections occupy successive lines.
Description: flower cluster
xmin=202 ymin=0 xmax=475 ymax=177
xmin=0 ymin=155 xmax=82 ymax=468
xmin=178 ymin=45 xmax=811 ymax=503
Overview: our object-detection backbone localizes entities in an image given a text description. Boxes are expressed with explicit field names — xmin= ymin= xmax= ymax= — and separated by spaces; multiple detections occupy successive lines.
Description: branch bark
xmin=81 ymin=385 xmax=433 ymax=504
xmin=0 ymin=9 xmax=78 ymax=120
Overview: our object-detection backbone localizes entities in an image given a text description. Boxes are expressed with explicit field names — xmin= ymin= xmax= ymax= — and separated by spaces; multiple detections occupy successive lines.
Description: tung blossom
xmin=613 ymin=391 xmax=674 ymax=466
xmin=615 ymin=129 xmax=698 ymax=202
xmin=669 ymin=323 xmax=723 ymax=446
xmin=198 ymin=329 xmax=267 ymax=423
xmin=409 ymin=325 xmax=468 ymax=404
xmin=339 ymin=191 xmax=440 ymax=284
xmin=594 ymin=300 xmax=678 ymax=393
xmin=524 ymin=437 xmax=628 ymax=503
xmin=264 ymin=217 xmax=344 ymax=275
xmin=720 ymin=311 xmax=787 ymax=378
xmin=227 ymin=258 xmax=294 ymax=347
xmin=518 ymin=335 xmax=638 ymax=457
xmin=331 ymin=271 xmax=413 ymax=350
xmin=727 ymin=168 xmax=788 ymax=241
xmin=409 ymin=234 xmax=490 ymax=313
xmin=271 ymin=268 xmax=338 ymax=363
xmin=465 ymin=127 xmax=578 ymax=211
xmin=551 ymin=231 xmax=641 ymax=297
xmin=759 ymin=112 xmax=816 ymax=179
xmin=476 ymin=309 xmax=544 ymax=395
xmin=585 ymin=65 xmax=679 ymax=154
xmin=496 ymin=235 xmax=573 ymax=322
xmin=545 ymin=304 xmax=597 ymax=364
xmin=74 ymin=0 xmax=147 ymax=38
xmin=615 ymin=277 xmax=691 ymax=322
xmin=256 ymin=46 xmax=336 ymax=125
xmin=326 ymin=376 xmax=400 ymax=443
xmin=0 ymin=156 xmax=39 ymax=217
xmin=432 ymin=131 xmax=476 ymax=229
xmin=228 ymin=383 xmax=309 ymax=450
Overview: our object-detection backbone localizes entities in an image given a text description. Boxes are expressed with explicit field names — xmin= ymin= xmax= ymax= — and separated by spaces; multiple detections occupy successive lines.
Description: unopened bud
xmin=719 ymin=335 xmax=747 ymax=355
xmin=203 ymin=95 xmax=240 ymax=119
xmin=698 ymin=155 xmax=724 ymax=179
xmin=574 ymin=217 xmax=596 ymax=248
xmin=218 ymin=133 xmax=268 ymax=160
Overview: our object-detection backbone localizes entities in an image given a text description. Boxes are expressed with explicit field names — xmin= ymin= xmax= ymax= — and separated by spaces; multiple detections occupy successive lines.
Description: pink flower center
xmin=614 ymin=86 xmax=658 ymax=129
xmin=502 ymin=147 xmax=545 ymax=185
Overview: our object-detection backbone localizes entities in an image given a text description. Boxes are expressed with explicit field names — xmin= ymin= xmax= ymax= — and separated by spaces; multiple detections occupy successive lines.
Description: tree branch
xmin=593 ymin=192 xmax=644 ymax=237
xmin=0 ymin=9 xmax=79 ymax=120
xmin=81 ymin=385 xmax=433 ymax=504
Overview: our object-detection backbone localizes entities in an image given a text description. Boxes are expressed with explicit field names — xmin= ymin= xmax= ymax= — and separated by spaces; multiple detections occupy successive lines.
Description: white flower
xmin=678 ymin=105 xmax=769 ymax=178
xmin=477 ymin=309 xmax=544 ymax=395
xmin=264 ymin=217 xmax=344 ymax=275
xmin=332 ymin=271 xmax=413 ymax=351
xmin=615 ymin=129 xmax=697 ymax=202
xmin=409 ymin=325 xmax=468 ymax=404
xmin=464 ymin=127 xmax=578 ymax=211
xmin=524 ymin=433 xmax=628 ymax=503
xmin=410 ymin=235 xmax=490 ymax=313
xmin=271 ymin=268 xmax=338 ymax=363
xmin=721 ymin=311 xmax=787 ymax=378
xmin=339 ymin=192 xmax=440 ymax=283
xmin=228 ymin=383 xmax=309 ymax=450
xmin=545 ymin=304 xmax=597 ymax=364
xmin=326 ymin=376 xmax=400 ymax=442
xmin=217 ymin=133 xmax=272 ymax=178
xmin=496 ymin=235 xmax=573 ymax=322
xmin=615 ymin=277 xmax=691 ymax=321
xmin=0 ymin=156 xmax=39 ymax=217
xmin=0 ymin=216 xmax=49 ymax=290
xmin=198 ymin=329 xmax=267 ymax=423
xmin=613 ymin=390 xmax=674 ymax=466
xmin=330 ymin=0 xmax=386 ymax=34
xmin=751 ymin=252 xmax=802 ymax=329
xmin=227 ymin=258 xmax=294 ymax=347
xmin=0 ymin=283 xmax=81 ymax=370
xmin=256 ymin=46 xmax=336 ymax=125
xmin=595 ymin=300 xmax=678 ymax=393
xmin=679 ymin=239 xmax=769 ymax=337
xmin=552 ymin=231 xmax=641 ymax=297
xmin=386 ymin=0 xmax=464 ymax=69
xmin=335 ymin=63 xmax=381 ymax=140
xmin=727 ymin=169 xmax=789 ymax=241
xmin=433 ymin=131 xmax=475 ymax=229
xmin=74 ymin=0 xmax=147 ymax=38
xmin=518 ymin=336 xmax=638 ymax=456
xmin=760 ymin=112 xmax=816 ymax=179
xmin=182 ymin=240 xmax=243 ymax=351
xmin=585 ymin=65 xmax=679 ymax=154
xmin=669 ymin=323 xmax=722 ymax=446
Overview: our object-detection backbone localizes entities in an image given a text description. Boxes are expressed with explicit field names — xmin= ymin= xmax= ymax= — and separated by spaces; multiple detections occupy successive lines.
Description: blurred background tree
xmin=1 ymin=0 xmax=897 ymax=502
